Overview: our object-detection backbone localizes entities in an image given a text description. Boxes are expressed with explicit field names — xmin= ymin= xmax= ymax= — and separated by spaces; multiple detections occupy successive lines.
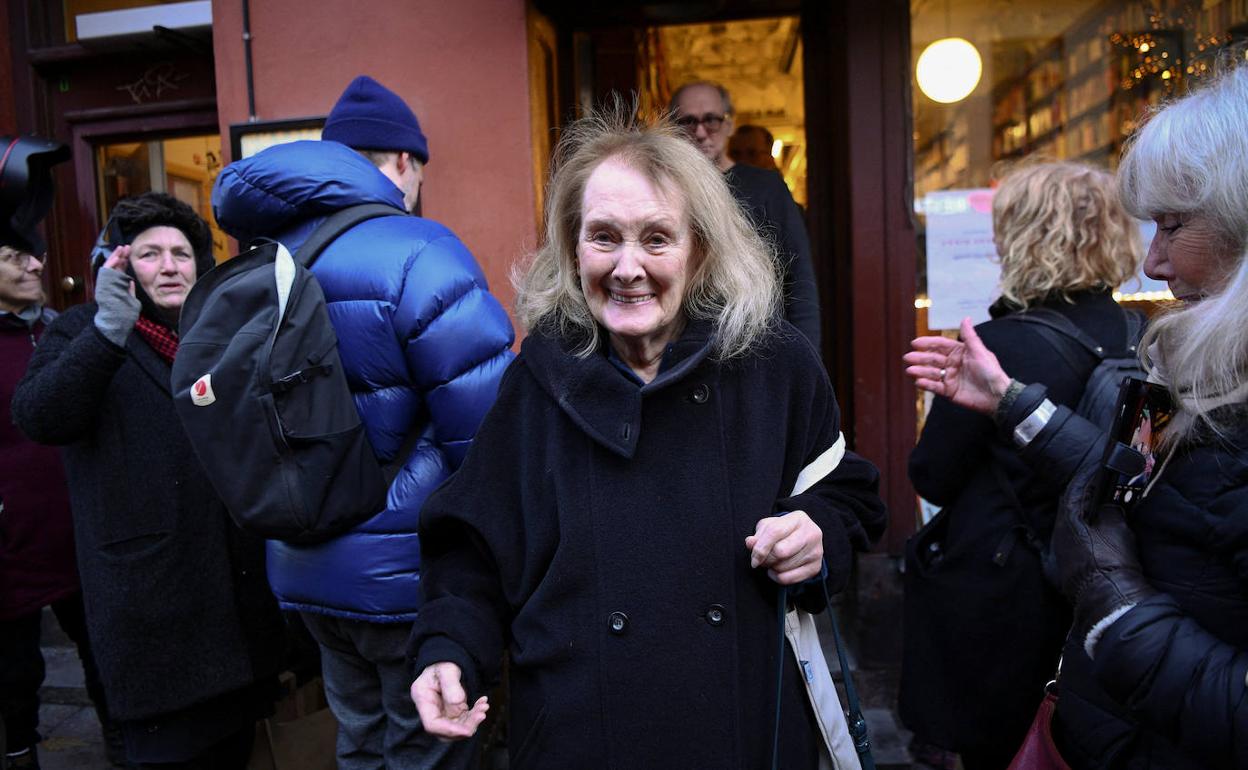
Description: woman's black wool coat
xmin=900 ymin=290 xmax=1129 ymax=765
xmin=11 ymin=304 xmax=285 ymax=722
xmin=409 ymin=321 xmax=887 ymax=769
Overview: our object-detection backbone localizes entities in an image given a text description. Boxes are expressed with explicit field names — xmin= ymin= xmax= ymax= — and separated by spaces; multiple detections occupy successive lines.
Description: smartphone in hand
xmin=1098 ymin=378 xmax=1174 ymax=509
xmin=89 ymin=215 xmax=127 ymax=273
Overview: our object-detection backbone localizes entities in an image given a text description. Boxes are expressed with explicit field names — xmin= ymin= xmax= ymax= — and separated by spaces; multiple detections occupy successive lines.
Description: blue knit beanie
xmin=323 ymin=76 xmax=430 ymax=163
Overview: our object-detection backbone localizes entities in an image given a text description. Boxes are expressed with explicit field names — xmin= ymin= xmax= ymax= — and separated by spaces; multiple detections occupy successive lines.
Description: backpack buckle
xmin=271 ymin=364 xmax=333 ymax=393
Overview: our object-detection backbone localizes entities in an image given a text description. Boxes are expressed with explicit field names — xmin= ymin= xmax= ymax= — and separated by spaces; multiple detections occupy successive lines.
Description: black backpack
xmin=1008 ymin=306 xmax=1147 ymax=431
xmin=173 ymin=203 xmax=403 ymax=543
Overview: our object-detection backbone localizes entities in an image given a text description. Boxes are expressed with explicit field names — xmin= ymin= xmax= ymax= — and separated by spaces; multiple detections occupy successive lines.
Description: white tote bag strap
xmin=780 ymin=431 xmax=863 ymax=770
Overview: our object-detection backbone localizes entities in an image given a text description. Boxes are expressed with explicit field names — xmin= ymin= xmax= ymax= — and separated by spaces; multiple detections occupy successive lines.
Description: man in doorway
xmin=0 ymin=135 xmax=120 ymax=770
xmin=212 ymin=76 xmax=515 ymax=770
xmin=671 ymin=82 xmax=821 ymax=349
xmin=728 ymin=123 xmax=780 ymax=172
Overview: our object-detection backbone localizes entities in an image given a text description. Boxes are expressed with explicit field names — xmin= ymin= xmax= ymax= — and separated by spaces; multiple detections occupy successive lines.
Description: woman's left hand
xmin=746 ymin=511 xmax=823 ymax=584
xmin=1053 ymin=462 xmax=1157 ymax=656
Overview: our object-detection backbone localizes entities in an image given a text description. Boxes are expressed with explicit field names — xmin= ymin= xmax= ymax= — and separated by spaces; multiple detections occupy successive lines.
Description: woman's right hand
xmin=93 ymin=246 xmax=141 ymax=347
xmin=410 ymin=662 xmax=489 ymax=740
xmin=903 ymin=316 xmax=1012 ymax=416
xmin=101 ymin=244 xmax=133 ymax=276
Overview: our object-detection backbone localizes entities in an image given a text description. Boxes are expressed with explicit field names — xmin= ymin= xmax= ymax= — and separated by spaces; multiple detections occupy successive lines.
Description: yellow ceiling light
xmin=916 ymin=37 xmax=983 ymax=104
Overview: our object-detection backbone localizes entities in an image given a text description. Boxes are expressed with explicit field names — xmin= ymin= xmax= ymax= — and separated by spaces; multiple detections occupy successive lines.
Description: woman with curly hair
xmin=900 ymin=161 xmax=1142 ymax=770
xmin=907 ymin=62 xmax=1248 ymax=769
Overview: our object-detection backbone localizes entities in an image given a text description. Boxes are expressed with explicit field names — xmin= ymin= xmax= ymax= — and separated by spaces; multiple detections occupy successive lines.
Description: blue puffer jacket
xmin=212 ymin=140 xmax=515 ymax=622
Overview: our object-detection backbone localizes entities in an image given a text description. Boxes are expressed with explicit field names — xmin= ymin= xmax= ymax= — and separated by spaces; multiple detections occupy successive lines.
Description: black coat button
xmin=690 ymin=384 xmax=710 ymax=404
xmin=608 ymin=611 xmax=628 ymax=634
xmin=706 ymin=604 xmax=726 ymax=626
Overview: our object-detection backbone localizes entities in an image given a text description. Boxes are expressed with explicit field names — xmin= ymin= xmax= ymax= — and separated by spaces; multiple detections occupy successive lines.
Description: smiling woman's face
xmin=0 ymin=247 xmax=45 ymax=313
xmin=129 ymin=225 xmax=198 ymax=315
xmin=576 ymin=158 xmax=694 ymax=356
xmin=1144 ymin=213 xmax=1235 ymax=301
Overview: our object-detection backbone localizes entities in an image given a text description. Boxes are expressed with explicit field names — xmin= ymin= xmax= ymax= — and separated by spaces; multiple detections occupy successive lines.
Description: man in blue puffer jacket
xmin=212 ymin=75 xmax=514 ymax=770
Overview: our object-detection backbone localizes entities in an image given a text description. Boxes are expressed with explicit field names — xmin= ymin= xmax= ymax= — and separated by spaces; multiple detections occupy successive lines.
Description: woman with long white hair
xmin=407 ymin=109 xmax=886 ymax=768
xmin=906 ymin=62 xmax=1248 ymax=769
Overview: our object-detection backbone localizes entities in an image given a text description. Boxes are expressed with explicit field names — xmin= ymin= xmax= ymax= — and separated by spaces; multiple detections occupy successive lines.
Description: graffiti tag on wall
xmin=117 ymin=63 xmax=191 ymax=104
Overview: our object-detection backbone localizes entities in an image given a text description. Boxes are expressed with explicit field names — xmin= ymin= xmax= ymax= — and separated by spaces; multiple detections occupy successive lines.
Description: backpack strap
xmin=1122 ymin=308 xmax=1147 ymax=357
xmin=294 ymin=203 xmax=405 ymax=268
xmin=1008 ymin=305 xmax=1147 ymax=361
xmin=289 ymin=203 xmax=406 ymax=485
xmin=1008 ymin=307 xmax=1106 ymax=358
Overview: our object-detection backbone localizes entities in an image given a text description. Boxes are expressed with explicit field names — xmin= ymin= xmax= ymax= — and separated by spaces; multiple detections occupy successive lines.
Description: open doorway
xmin=642 ymin=17 xmax=806 ymax=207
xmin=529 ymin=0 xmax=847 ymax=418
xmin=95 ymin=134 xmax=228 ymax=264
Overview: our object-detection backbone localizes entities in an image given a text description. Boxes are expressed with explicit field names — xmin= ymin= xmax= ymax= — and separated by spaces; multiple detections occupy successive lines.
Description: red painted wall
xmin=212 ymin=0 xmax=536 ymax=322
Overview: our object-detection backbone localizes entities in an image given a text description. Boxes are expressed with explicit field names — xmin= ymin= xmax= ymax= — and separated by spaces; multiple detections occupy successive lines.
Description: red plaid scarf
xmin=134 ymin=316 xmax=179 ymax=363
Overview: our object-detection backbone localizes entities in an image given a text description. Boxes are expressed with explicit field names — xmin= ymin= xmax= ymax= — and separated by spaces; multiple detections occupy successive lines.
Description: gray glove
xmin=93 ymin=266 xmax=140 ymax=346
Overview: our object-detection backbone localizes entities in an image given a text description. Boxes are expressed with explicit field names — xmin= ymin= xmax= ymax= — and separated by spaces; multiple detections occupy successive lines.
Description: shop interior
xmin=909 ymin=0 xmax=1248 ymax=507
xmin=911 ymin=0 xmax=1248 ymax=332
xmin=645 ymin=16 xmax=807 ymax=206
xmin=527 ymin=6 xmax=810 ymax=219
xmin=912 ymin=0 xmax=1248 ymax=195
xmin=96 ymin=135 xmax=228 ymax=263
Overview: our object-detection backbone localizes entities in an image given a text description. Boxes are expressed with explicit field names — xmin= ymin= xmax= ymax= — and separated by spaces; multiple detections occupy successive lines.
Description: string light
xmin=1113 ymin=290 xmax=1175 ymax=303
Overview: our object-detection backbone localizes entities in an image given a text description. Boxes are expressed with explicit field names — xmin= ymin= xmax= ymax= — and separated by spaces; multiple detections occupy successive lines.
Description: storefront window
xmin=912 ymin=0 xmax=1248 ymax=340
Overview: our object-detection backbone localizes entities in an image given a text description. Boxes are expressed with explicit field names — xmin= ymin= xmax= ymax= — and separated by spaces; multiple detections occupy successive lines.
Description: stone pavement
xmin=35 ymin=645 xmax=110 ymax=770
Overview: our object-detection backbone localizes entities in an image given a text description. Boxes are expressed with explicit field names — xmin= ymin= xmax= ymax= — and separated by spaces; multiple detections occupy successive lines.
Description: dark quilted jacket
xmin=1006 ymin=390 xmax=1248 ymax=769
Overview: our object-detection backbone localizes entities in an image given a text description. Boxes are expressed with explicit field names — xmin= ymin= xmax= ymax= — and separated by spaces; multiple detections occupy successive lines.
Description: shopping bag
xmin=247 ymin=673 xmax=337 ymax=770
xmin=784 ymin=606 xmax=863 ymax=770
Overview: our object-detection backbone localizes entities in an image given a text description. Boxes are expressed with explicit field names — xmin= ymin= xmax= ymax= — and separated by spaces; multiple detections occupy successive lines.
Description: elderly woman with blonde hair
xmin=899 ymin=161 xmax=1142 ymax=770
xmin=907 ymin=62 xmax=1248 ymax=769
xmin=405 ymin=111 xmax=886 ymax=768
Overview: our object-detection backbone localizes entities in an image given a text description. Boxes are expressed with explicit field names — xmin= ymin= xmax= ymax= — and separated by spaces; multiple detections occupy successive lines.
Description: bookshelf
xmin=914 ymin=0 xmax=1248 ymax=198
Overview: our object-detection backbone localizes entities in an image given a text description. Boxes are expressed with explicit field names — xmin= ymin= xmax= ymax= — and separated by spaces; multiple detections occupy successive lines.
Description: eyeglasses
xmin=0 ymin=248 xmax=40 ymax=269
xmin=675 ymin=112 xmax=728 ymax=133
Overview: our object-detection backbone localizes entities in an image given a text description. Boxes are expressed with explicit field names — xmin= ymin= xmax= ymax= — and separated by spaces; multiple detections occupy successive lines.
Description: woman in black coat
xmin=12 ymin=193 xmax=285 ymax=769
xmin=407 ymin=115 xmax=886 ymax=768
xmin=900 ymin=162 xmax=1143 ymax=770
xmin=906 ymin=64 xmax=1248 ymax=769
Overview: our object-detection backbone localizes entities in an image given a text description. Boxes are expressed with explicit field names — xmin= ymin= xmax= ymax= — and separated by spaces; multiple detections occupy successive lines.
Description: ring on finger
xmin=939 ymin=367 xmax=947 ymax=382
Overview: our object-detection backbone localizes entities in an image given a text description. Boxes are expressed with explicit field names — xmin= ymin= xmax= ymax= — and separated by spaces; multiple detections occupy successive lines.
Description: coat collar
xmin=522 ymin=319 xmax=716 ymax=459
xmin=0 ymin=305 xmax=49 ymax=331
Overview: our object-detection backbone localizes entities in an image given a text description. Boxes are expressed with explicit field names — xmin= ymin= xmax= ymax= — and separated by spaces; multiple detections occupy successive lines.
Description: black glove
xmin=1053 ymin=459 xmax=1158 ymax=658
